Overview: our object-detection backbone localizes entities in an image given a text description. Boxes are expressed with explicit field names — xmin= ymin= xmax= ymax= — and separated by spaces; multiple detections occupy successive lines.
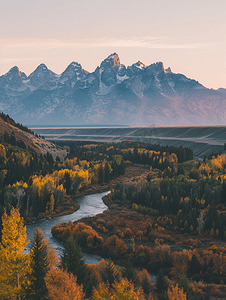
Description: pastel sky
xmin=0 ymin=0 xmax=226 ymax=89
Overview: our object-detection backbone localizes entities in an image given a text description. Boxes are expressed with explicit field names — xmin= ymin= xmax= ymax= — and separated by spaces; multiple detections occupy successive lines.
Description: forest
xmin=1 ymin=117 xmax=226 ymax=299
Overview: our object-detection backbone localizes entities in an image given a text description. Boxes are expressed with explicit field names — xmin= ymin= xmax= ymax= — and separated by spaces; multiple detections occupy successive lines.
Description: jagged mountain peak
xmin=29 ymin=63 xmax=57 ymax=76
xmin=60 ymin=61 xmax=89 ymax=84
xmin=28 ymin=63 xmax=57 ymax=80
xmin=1 ymin=53 xmax=225 ymax=127
xmin=26 ymin=63 xmax=58 ymax=89
xmin=63 ymin=61 xmax=88 ymax=74
xmin=100 ymin=52 xmax=120 ymax=69
xmin=61 ymin=62 xmax=82 ymax=77
xmin=165 ymin=67 xmax=172 ymax=73
xmin=6 ymin=66 xmax=22 ymax=77
xmin=68 ymin=61 xmax=82 ymax=69
xmin=38 ymin=63 xmax=48 ymax=69
xmin=132 ymin=61 xmax=146 ymax=70
xmin=31 ymin=63 xmax=50 ymax=74
xmin=147 ymin=61 xmax=165 ymax=73
xmin=0 ymin=66 xmax=27 ymax=87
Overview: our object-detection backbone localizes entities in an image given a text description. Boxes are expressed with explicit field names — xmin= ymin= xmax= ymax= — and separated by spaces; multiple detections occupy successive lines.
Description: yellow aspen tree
xmin=0 ymin=207 xmax=30 ymax=299
xmin=167 ymin=283 xmax=187 ymax=300
xmin=91 ymin=279 xmax=146 ymax=300
xmin=111 ymin=279 xmax=146 ymax=300
xmin=91 ymin=282 xmax=110 ymax=300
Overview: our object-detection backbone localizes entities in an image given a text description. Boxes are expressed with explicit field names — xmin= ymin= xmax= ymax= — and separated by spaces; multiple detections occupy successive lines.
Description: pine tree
xmin=49 ymin=194 xmax=55 ymax=214
xmin=29 ymin=228 xmax=48 ymax=300
xmin=156 ymin=271 xmax=168 ymax=295
xmin=98 ymin=165 xmax=103 ymax=184
xmin=139 ymin=269 xmax=152 ymax=296
xmin=63 ymin=172 xmax=71 ymax=195
xmin=104 ymin=162 xmax=110 ymax=183
xmin=187 ymin=254 xmax=201 ymax=277
xmin=61 ymin=237 xmax=88 ymax=287
xmin=99 ymin=260 xmax=120 ymax=288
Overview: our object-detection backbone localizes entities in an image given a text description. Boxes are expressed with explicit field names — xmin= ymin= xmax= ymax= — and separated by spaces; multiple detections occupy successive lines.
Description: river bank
xmin=26 ymin=190 xmax=157 ymax=282
xmin=26 ymin=191 xmax=109 ymax=258
xmin=25 ymin=164 xmax=155 ymax=225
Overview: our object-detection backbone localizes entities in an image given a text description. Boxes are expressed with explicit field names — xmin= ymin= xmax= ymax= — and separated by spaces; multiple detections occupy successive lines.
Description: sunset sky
xmin=0 ymin=0 xmax=226 ymax=89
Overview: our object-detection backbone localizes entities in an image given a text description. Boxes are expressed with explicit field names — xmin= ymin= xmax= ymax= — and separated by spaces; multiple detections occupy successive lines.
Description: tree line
xmin=0 ymin=112 xmax=34 ymax=135
xmin=112 ymin=154 xmax=226 ymax=240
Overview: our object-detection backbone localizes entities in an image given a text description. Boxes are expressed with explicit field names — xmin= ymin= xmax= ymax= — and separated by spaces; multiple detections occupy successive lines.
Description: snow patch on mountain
xmin=0 ymin=52 xmax=226 ymax=126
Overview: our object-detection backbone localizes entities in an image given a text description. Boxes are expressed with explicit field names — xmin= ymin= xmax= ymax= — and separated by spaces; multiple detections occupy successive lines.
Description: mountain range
xmin=0 ymin=53 xmax=226 ymax=126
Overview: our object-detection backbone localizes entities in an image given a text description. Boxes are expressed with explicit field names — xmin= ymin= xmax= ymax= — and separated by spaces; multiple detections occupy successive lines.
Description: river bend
xmin=26 ymin=191 xmax=109 ymax=264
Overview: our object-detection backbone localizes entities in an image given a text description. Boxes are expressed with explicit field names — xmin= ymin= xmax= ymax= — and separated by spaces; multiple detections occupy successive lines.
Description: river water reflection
xmin=26 ymin=191 xmax=109 ymax=263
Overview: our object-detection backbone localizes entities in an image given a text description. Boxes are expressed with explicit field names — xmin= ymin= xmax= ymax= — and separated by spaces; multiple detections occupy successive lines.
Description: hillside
xmin=1 ymin=53 xmax=226 ymax=126
xmin=0 ymin=116 xmax=69 ymax=160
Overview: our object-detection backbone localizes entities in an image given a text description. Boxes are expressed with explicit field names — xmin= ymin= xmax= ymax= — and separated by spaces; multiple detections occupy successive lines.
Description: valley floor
xmin=32 ymin=125 xmax=226 ymax=158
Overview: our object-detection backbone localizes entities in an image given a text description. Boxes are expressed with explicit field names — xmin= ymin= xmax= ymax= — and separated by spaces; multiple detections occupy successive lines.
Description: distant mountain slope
xmin=0 ymin=116 xmax=69 ymax=160
xmin=0 ymin=53 xmax=226 ymax=126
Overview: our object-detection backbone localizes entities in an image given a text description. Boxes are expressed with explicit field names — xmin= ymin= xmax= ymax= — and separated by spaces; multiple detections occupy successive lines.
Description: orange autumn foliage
xmin=51 ymin=221 xmax=104 ymax=249
xmin=167 ymin=283 xmax=187 ymax=300
xmin=46 ymin=268 xmax=85 ymax=300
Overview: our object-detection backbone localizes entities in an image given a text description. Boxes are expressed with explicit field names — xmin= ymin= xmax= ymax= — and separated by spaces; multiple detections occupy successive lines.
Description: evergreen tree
xmin=61 ymin=237 xmax=88 ymax=287
xmin=99 ymin=260 xmax=120 ymax=288
xmin=104 ymin=162 xmax=110 ymax=183
xmin=29 ymin=228 xmax=48 ymax=300
xmin=98 ymin=165 xmax=103 ymax=184
xmin=122 ymin=260 xmax=139 ymax=284
xmin=63 ymin=172 xmax=71 ymax=195
xmin=187 ymin=254 xmax=201 ymax=277
xmin=119 ymin=159 xmax=125 ymax=175
xmin=156 ymin=271 xmax=168 ymax=295
xmin=139 ymin=269 xmax=152 ymax=295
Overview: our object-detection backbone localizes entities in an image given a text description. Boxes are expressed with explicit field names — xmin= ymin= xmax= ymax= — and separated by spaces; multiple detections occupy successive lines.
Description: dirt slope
xmin=0 ymin=118 xmax=69 ymax=160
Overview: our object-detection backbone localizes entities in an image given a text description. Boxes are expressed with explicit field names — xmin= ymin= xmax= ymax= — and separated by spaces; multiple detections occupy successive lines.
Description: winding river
xmin=26 ymin=191 xmax=109 ymax=264
xmin=26 ymin=190 xmax=157 ymax=282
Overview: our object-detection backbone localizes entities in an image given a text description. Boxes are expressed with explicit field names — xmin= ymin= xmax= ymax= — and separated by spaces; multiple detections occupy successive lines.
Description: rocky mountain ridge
xmin=0 ymin=53 xmax=226 ymax=126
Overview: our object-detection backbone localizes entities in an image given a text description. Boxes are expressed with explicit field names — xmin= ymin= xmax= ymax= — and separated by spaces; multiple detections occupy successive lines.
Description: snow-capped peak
xmin=0 ymin=53 xmax=222 ymax=128
xmin=28 ymin=63 xmax=49 ymax=77
xmin=37 ymin=63 xmax=48 ymax=70
xmin=132 ymin=61 xmax=146 ymax=70
xmin=28 ymin=63 xmax=57 ymax=80
xmin=100 ymin=53 xmax=120 ymax=68
xmin=69 ymin=62 xmax=81 ymax=68
xmin=62 ymin=62 xmax=82 ymax=75
xmin=60 ymin=61 xmax=89 ymax=83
